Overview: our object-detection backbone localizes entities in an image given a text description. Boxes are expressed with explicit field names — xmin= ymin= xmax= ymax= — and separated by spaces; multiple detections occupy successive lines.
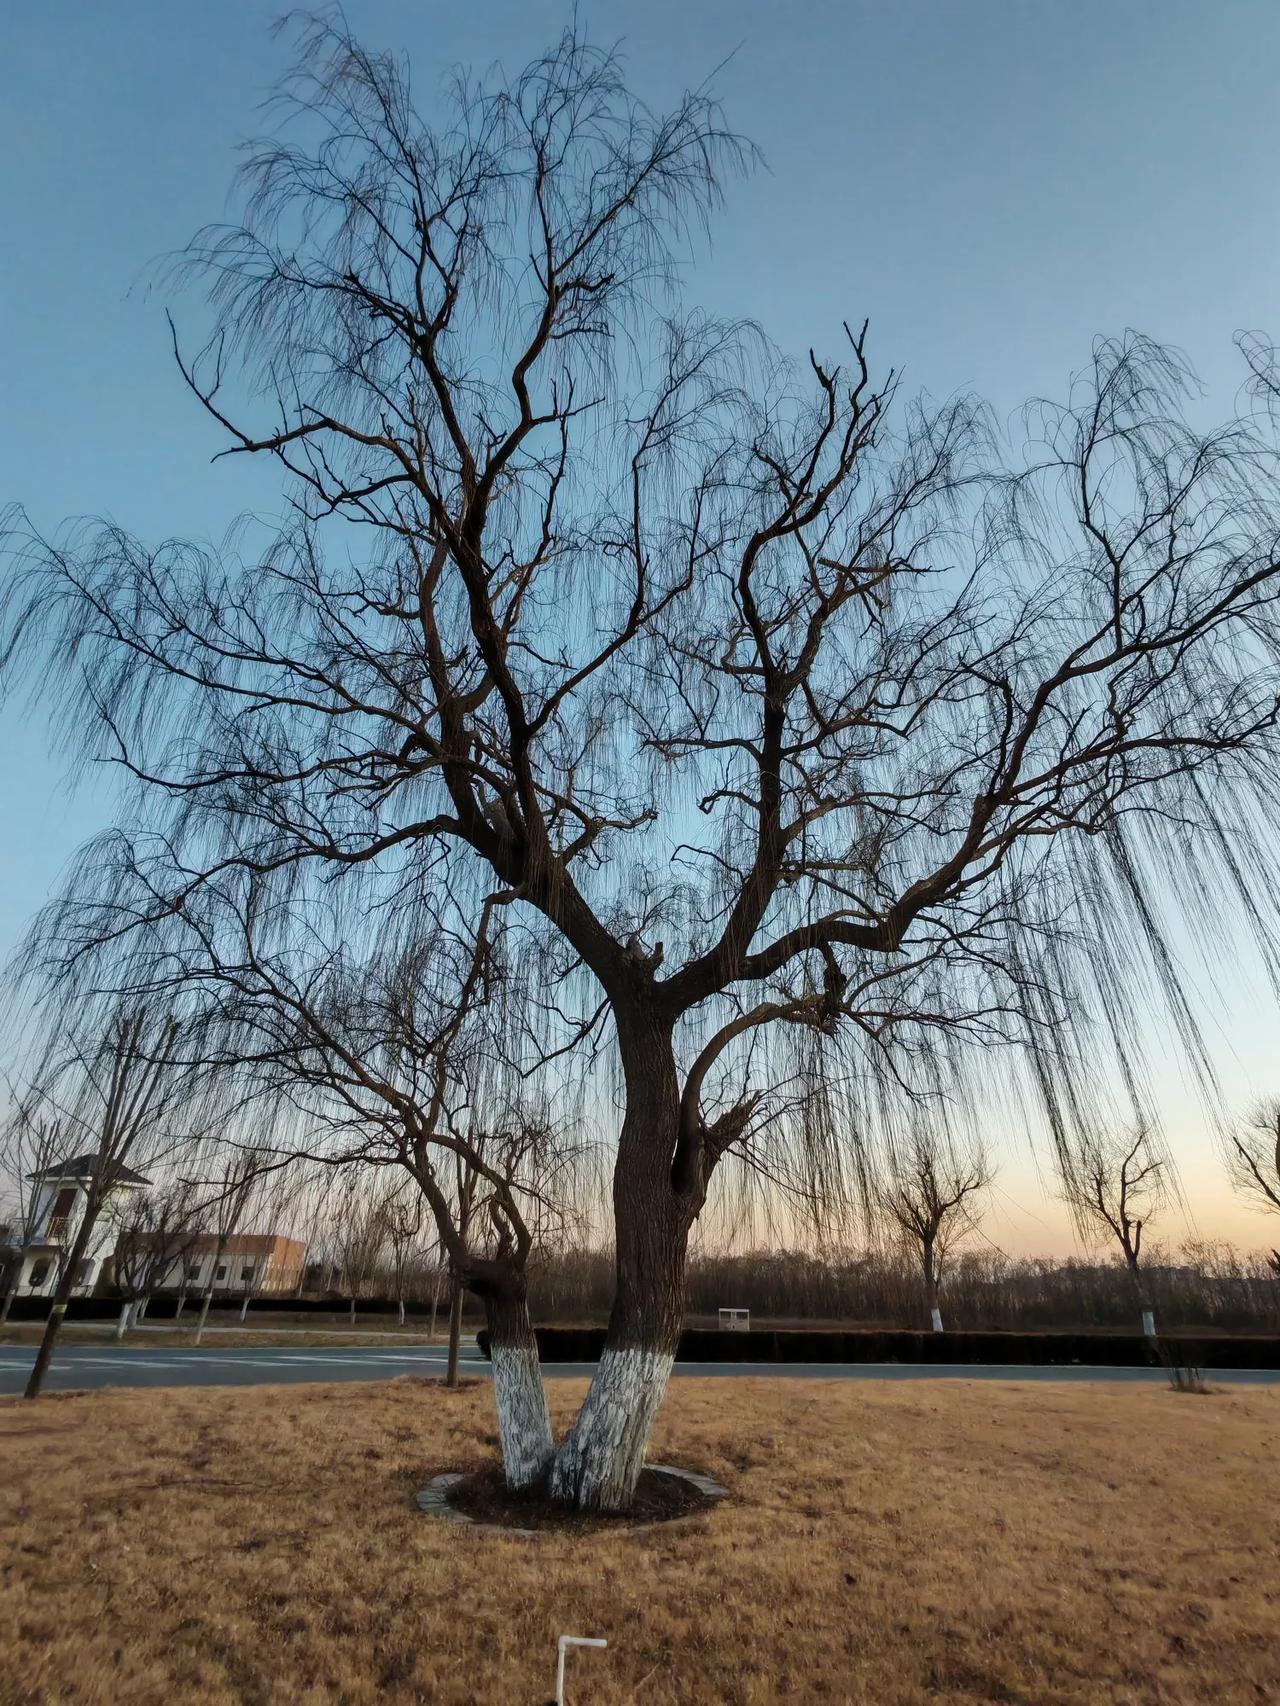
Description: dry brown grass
xmin=2 ymin=1376 xmax=1276 ymax=1704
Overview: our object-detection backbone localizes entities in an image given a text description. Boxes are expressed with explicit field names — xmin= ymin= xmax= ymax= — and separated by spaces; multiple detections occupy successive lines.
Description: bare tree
xmin=7 ymin=16 xmax=1280 ymax=1504
xmin=112 ymin=1175 xmax=203 ymax=1336
xmin=379 ymin=1179 xmax=425 ymax=1328
xmin=330 ymin=1171 xmax=388 ymax=1326
xmin=21 ymin=1007 xmax=193 ymax=1398
xmin=0 ymin=1102 xmax=67 ymax=1323
xmin=118 ymin=881 xmax=587 ymax=1480
xmin=879 ymin=1132 xmax=992 ymax=1332
xmin=1225 ymin=1097 xmax=1280 ymax=1275
xmin=188 ymin=1144 xmax=266 ymax=1345
xmin=1064 ymin=1128 xmax=1168 ymax=1336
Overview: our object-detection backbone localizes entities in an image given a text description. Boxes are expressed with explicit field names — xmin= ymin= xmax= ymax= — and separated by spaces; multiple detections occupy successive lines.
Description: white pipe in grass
xmin=553 ymin=1635 xmax=607 ymax=1705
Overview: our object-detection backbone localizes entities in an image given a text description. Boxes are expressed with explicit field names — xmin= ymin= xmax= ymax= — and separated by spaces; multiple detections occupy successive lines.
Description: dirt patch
xmin=444 ymin=1462 xmax=720 ymax=1532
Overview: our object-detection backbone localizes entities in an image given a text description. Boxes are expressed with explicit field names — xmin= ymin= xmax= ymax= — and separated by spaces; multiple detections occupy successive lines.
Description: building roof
xmin=28 ymin=1153 xmax=152 ymax=1187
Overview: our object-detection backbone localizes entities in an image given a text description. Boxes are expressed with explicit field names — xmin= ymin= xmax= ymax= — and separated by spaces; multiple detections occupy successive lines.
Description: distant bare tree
xmin=112 ymin=1175 xmax=203 ymax=1336
xmin=331 ymin=1172 xmax=387 ymax=1326
xmin=0 ymin=1102 xmax=67 ymax=1322
xmin=379 ymin=1180 xmax=424 ymax=1328
xmin=1064 ymin=1129 xmax=1168 ymax=1336
xmin=234 ymin=1168 xmax=294 ymax=1323
xmin=8 ymin=14 xmax=1280 ymax=1504
xmin=879 ymin=1132 xmax=993 ymax=1332
xmin=188 ymin=1145 xmax=267 ymax=1345
xmin=1225 ymin=1097 xmax=1280 ymax=1275
xmin=22 ymin=1007 xmax=194 ymax=1398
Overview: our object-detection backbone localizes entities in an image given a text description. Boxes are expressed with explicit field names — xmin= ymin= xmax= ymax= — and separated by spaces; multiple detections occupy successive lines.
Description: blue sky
xmin=3 ymin=2 xmax=1279 ymax=1252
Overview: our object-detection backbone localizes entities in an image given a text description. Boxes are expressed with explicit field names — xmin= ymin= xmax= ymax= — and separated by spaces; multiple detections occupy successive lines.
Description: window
xmin=215 ymin=1263 xmax=227 ymax=1283
xmin=186 ymin=1265 xmax=202 ymax=1284
xmin=241 ymin=1265 xmax=256 ymax=1284
xmin=28 ymin=1259 xmax=51 ymax=1288
xmin=46 ymin=1187 xmax=76 ymax=1239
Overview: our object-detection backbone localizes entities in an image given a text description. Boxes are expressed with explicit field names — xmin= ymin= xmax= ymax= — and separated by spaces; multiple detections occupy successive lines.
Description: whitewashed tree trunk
xmin=1142 ymin=1308 xmax=1156 ymax=1338
xmin=477 ymin=1291 xmax=553 ymax=1488
xmin=239 ymin=1295 xmax=250 ymax=1323
xmin=547 ymin=1029 xmax=689 ymax=1512
xmin=175 ymin=1283 xmax=187 ymax=1320
xmin=193 ymin=1285 xmax=214 ymax=1345
xmin=491 ymin=1343 xmax=555 ymax=1487
xmin=398 ymin=1296 xmax=406 ymax=1328
xmin=115 ymin=1301 xmax=130 ymax=1340
xmin=549 ymin=1347 xmax=675 ymax=1510
xmin=930 ymin=1306 xmax=944 ymax=1333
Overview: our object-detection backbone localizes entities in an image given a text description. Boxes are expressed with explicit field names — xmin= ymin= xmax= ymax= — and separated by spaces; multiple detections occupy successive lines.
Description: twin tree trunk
xmin=477 ymin=1020 xmax=693 ymax=1512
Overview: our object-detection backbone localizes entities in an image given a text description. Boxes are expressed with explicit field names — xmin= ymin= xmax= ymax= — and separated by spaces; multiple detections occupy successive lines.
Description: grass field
xmin=2 ymin=1376 xmax=1276 ymax=1704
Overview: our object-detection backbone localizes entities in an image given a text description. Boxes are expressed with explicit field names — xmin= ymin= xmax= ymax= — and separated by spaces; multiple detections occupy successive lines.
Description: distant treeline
xmin=29 ymin=1239 xmax=1272 ymax=1335
xmin=522 ymin=1243 xmax=1280 ymax=1334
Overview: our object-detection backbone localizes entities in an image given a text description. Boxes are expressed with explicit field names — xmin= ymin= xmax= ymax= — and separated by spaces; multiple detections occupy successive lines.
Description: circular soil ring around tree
xmin=416 ymin=1462 xmax=728 ymax=1536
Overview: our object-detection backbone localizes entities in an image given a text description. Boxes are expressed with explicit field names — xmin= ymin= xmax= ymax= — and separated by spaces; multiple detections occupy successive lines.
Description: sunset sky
xmin=3 ymin=1 xmax=1279 ymax=1255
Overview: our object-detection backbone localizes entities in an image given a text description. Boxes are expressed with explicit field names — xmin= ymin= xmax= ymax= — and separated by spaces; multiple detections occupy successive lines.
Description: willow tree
xmin=879 ymin=1131 xmax=992 ymax=1333
xmin=6 ymin=15 xmax=1280 ymax=1506
xmin=1063 ymin=1128 xmax=1169 ymax=1338
xmin=90 ymin=871 xmax=587 ymax=1486
xmin=1224 ymin=1098 xmax=1280 ymax=1274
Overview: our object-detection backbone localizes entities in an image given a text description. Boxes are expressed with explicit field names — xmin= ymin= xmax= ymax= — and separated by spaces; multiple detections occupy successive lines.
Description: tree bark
xmin=483 ymin=1286 xmax=553 ymax=1489
xmin=924 ymin=1245 xmax=944 ymax=1332
xmin=24 ymin=1200 xmax=100 ymax=1399
xmin=397 ymin=1295 xmax=406 ymax=1328
xmin=550 ymin=1026 xmax=691 ymax=1510
xmin=1127 ymin=1258 xmax=1155 ymax=1337
xmin=445 ymin=1277 xmax=463 ymax=1388
xmin=193 ymin=1283 xmax=215 ymax=1344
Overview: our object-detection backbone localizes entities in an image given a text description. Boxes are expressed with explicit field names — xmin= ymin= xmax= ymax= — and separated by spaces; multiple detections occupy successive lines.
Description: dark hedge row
xmin=475 ymin=1325 xmax=1280 ymax=1368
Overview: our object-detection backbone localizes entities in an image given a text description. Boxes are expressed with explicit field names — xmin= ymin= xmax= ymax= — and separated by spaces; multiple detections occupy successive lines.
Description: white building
xmin=160 ymin=1234 xmax=307 ymax=1296
xmin=1 ymin=1154 xmax=151 ymax=1300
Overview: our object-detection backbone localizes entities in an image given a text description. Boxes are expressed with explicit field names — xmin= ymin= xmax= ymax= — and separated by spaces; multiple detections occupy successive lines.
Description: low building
xmin=160 ymin=1233 xmax=306 ymax=1297
xmin=3 ymin=1154 xmax=151 ymax=1300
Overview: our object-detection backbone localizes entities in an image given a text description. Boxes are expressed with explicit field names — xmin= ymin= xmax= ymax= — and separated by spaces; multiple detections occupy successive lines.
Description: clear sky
xmin=3 ymin=1 xmax=1279 ymax=1255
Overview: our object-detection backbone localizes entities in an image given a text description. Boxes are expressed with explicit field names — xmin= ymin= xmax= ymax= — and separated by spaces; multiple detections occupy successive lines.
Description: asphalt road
xmin=4 ymin=1344 xmax=1280 ymax=1395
